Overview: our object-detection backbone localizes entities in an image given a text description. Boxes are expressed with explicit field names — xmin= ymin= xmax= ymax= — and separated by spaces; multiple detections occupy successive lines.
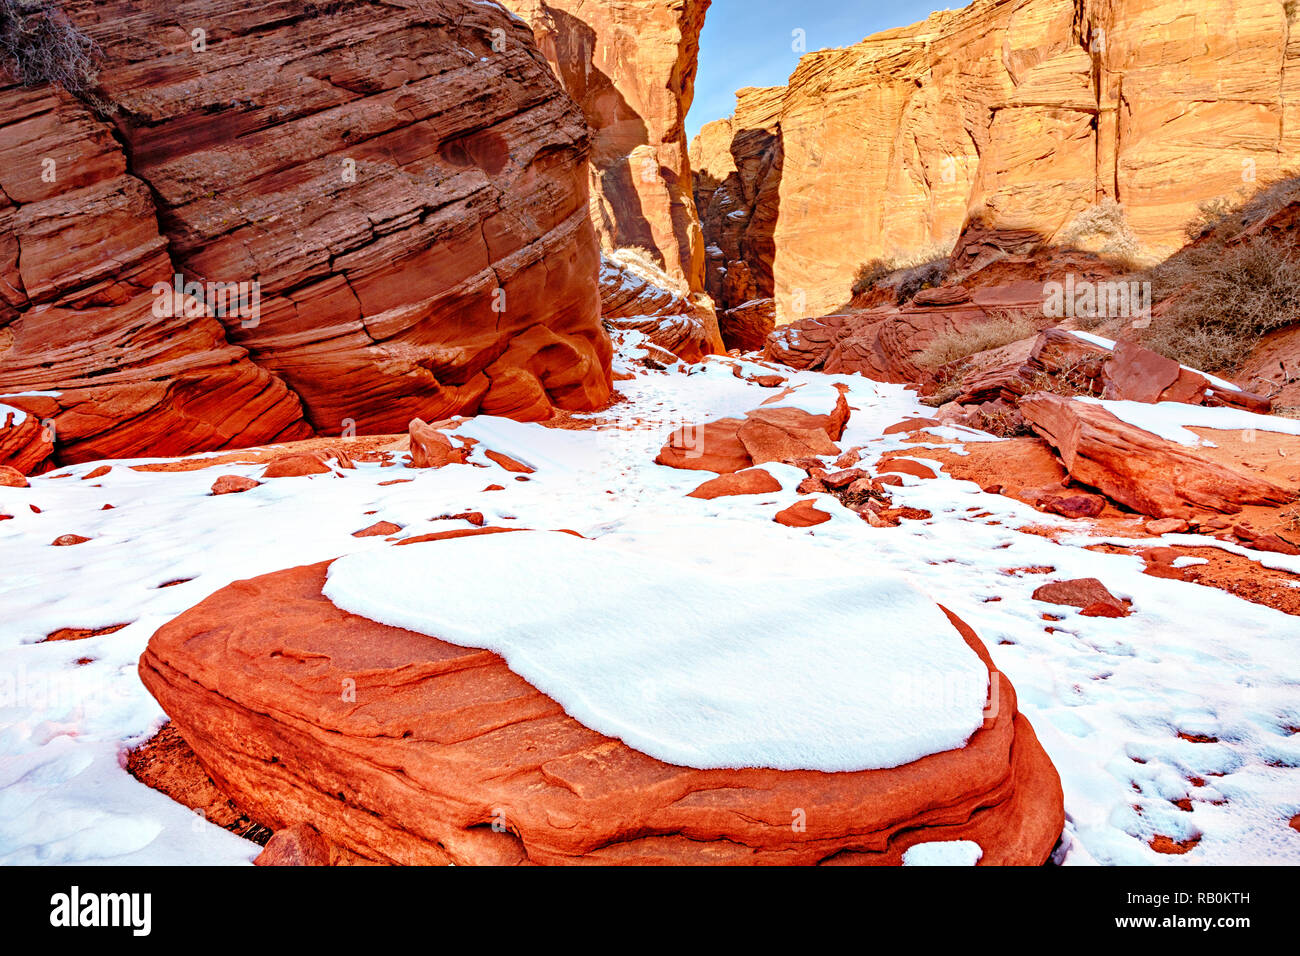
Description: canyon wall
xmin=0 ymin=0 xmax=611 ymax=465
xmin=503 ymin=0 xmax=710 ymax=296
xmin=694 ymin=0 xmax=1300 ymax=324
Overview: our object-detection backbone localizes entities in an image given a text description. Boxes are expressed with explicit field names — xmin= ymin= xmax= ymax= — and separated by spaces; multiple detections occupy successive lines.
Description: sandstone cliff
xmin=503 ymin=0 xmax=710 ymax=296
xmin=0 ymin=0 xmax=612 ymax=465
xmin=695 ymin=0 xmax=1300 ymax=324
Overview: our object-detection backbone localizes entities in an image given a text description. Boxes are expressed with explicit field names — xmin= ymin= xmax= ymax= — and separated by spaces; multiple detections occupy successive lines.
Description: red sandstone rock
xmin=51 ymin=534 xmax=90 ymax=547
xmin=1103 ymin=338 xmax=1210 ymax=405
xmin=0 ymin=465 xmax=29 ymax=488
xmin=1021 ymin=393 xmax=1295 ymax=518
xmin=878 ymin=459 xmax=937 ymax=481
xmin=1232 ymin=523 xmax=1300 ymax=556
xmin=433 ymin=512 xmax=487 ymax=528
xmin=138 ymin=561 xmax=1064 ymax=865
xmin=882 ymin=418 xmax=940 ymax=435
xmin=721 ymin=299 xmax=777 ymax=353
xmin=253 ymin=823 xmax=331 ymax=867
xmin=1145 ymin=518 xmax=1190 ymax=535
xmin=912 ymin=286 xmax=971 ymax=307
xmin=686 ymin=468 xmax=781 ymax=500
xmin=394 ymin=527 xmax=518 ymax=548
xmin=484 ymin=450 xmax=535 ymax=474
xmin=0 ymin=409 xmax=54 ymax=475
xmin=820 ymin=468 xmax=870 ymax=490
xmin=263 ymin=453 xmax=332 ymax=479
xmin=81 ymin=465 xmax=111 ymax=480
xmin=0 ymin=0 xmax=612 ymax=464
xmin=1038 ymin=492 xmax=1106 ymax=520
xmin=408 ymin=421 xmax=469 ymax=470
xmin=774 ymin=499 xmax=832 ymax=528
xmin=697 ymin=2 xmax=1299 ymax=324
xmin=737 ymin=411 xmax=839 ymax=466
xmin=210 ymin=475 xmax=261 ymax=496
xmin=1080 ymin=602 xmax=1129 ymax=619
xmin=1032 ymin=579 xmax=1128 ymax=617
xmin=352 ymin=521 xmax=404 ymax=538
xmin=504 ymin=0 xmax=710 ymax=295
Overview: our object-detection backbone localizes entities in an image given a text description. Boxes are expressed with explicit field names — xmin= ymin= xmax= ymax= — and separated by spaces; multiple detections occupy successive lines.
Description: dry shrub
xmin=1024 ymin=357 xmax=1105 ymax=398
xmin=893 ymin=259 xmax=949 ymax=304
xmin=1143 ymin=236 xmax=1300 ymax=373
xmin=1181 ymin=174 xmax=1300 ymax=243
xmin=850 ymin=241 xmax=954 ymax=300
xmin=0 ymin=0 xmax=98 ymax=94
xmin=851 ymin=259 xmax=892 ymax=297
xmin=915 ymin=313 xmax=1038 ymax=369
xmin=974 ymin=405 xmax=1032 ymax=438
xmin=1059 ymin=199 xmax=1146 ymax=268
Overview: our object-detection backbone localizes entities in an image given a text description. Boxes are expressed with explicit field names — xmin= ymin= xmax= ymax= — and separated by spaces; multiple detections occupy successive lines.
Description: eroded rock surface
xmin=1 ymin=0 xmax=613 ymax=461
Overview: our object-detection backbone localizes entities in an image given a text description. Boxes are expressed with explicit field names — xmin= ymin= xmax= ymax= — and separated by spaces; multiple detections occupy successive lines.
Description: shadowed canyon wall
xmin=693 ymin=0 xmax=1300 ymax=324
xmin=0 ymin=0 xmax=612 ymax=465
xmin=503 ymin=0 xmax=710 ymax=296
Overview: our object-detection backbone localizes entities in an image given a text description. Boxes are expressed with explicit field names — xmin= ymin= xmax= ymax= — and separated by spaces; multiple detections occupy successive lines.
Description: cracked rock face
xmin=0 ymin=0 xmax=612 ymax=463
xmin=138 ymin=557 xmax=1065 ymax=865
xmin=694 ymin=0 xmax=1300 ymax=323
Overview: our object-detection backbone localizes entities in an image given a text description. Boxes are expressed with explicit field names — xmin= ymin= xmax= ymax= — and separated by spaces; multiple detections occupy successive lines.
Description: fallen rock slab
xmin=353 ymin=521 xmax=404 ymax=538
xmin=211 ymin=475 xmax=261 ymax=496
xmin=687 ymin=468 xmax=782 ymax=500
xmin=1032 ymin=578 xmax=1128 ymax=617
xmin=254 ymin=823 xmax=332 ymax=867
xmin=774 ymin=499 xmax=833 ymax=528
xmin=408 ymin=420 xmax=470 ymax=469
xmin=656 ymin=390 xmax=849 ymax=474
xmin=1038 ymin=492 xmax=1106 ymax=519
xmin=1020 ymin=393 xmax=1295 ymax=518
xmin=139 ymin=562 xmax=1064 ymax=865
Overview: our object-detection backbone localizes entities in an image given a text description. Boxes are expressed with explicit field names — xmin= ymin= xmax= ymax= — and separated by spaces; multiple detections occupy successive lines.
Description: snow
xmin=2 ymin=332 xmax=1299 ymax=865
xmin=324 ymin=528 xmax=990 ymax=772
xmin=1077 ymin=397 xmax=1300 ymax=447
xmin=902 ymin=841 xmax=983 ymax=866
xmin=0 ymin=404 xmax=26 ymax=426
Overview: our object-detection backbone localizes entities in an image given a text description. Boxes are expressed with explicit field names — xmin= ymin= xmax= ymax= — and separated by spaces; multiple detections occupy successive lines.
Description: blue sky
xmin=687 ymin=1 xmax=954 ymax=141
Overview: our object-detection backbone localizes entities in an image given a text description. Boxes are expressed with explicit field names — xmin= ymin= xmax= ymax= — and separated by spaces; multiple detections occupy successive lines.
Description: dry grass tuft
xmin=851 ymin=241 xmax=954 ymax=301
xmin=915 ymin=313 xmax=1038 ymax=369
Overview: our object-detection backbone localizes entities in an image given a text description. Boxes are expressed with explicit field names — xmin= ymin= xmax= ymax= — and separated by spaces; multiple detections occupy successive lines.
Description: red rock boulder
xmin=139 ymin=561 xmax=1064 ymax=865
xmin=1021 ymin=393 xmax=1295 ymax=518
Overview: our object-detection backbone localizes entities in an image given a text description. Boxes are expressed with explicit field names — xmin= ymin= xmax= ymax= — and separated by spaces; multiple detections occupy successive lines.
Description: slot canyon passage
xmin=2 ymin=0 xmax=1300 ymax=868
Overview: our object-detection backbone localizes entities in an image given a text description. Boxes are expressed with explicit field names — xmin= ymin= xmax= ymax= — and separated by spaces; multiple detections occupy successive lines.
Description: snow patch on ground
xmin=902 ymin=840 xmax=983 ymax=866
xmin=2 ymin=333 xmax=1298 ymax=865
